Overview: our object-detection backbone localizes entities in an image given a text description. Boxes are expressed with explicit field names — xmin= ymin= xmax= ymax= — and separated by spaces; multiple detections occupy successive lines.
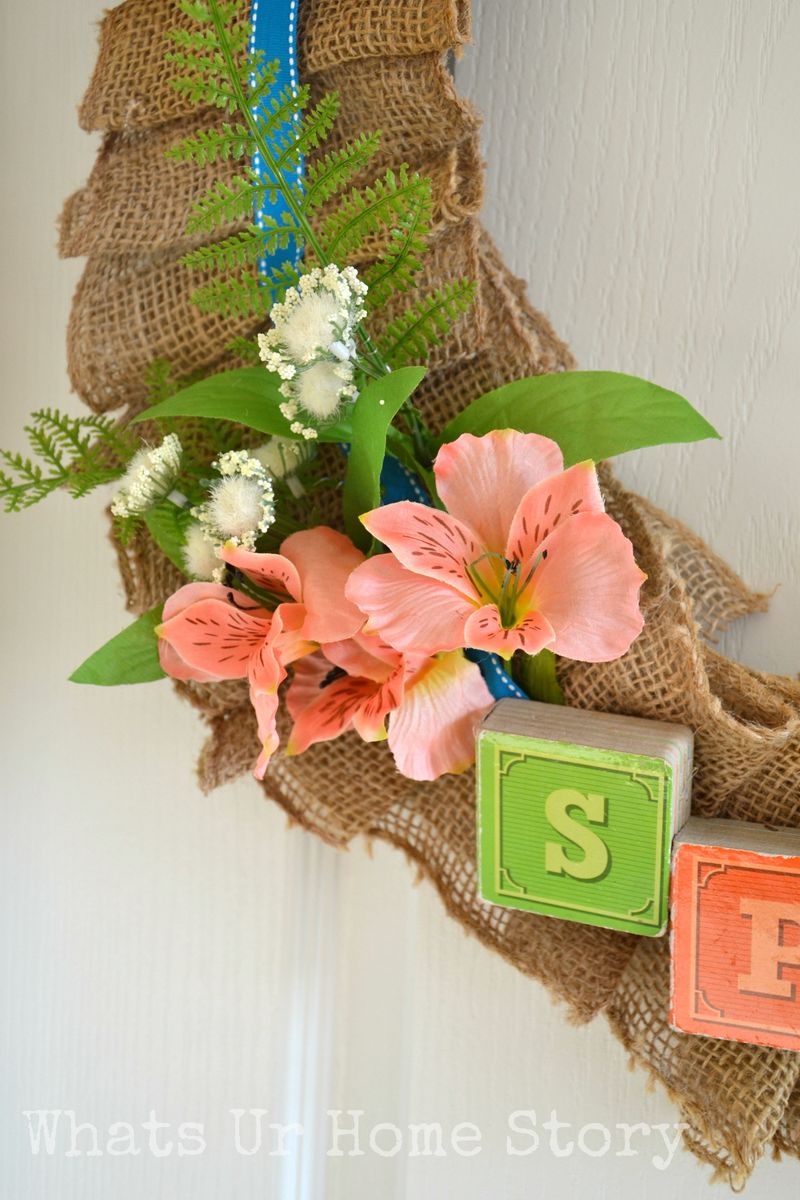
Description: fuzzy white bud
xmin=182 ymin=522 xmax=223 ymax=581
xmin=192 ymin=449 xmax=275 ymax=552
xmin=251 ymin=437 xmax=309 ymax=480
xmin=111 ymin=434 xmax=182 ymax=518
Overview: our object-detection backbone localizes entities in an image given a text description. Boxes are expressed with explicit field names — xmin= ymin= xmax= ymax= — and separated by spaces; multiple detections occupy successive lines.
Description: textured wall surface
xmin=2 ymin=2 xmax=798 ymax=1198
xmin=458 ymin=0 xmax=800 ymax=677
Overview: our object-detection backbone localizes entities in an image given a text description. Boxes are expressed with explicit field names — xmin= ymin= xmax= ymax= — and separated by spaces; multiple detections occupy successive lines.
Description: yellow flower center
xmin=466 ymin=550 xmax=546 ymax=628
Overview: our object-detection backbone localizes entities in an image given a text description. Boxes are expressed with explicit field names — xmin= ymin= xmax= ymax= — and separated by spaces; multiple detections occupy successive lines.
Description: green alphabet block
xmin=477 ymin=700 xmax=693 ymax=936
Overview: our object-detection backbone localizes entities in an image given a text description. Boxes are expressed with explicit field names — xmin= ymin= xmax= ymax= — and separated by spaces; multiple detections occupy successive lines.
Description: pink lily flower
xmin=287 ymin=634 xmax=494 ymax=781
xmin=346 ymin=430 xmax=646 ymax=662
xmin=156 ymin=527 xmax=366 ymax=777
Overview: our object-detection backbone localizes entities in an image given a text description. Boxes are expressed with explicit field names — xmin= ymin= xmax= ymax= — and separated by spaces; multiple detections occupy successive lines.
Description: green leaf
xmin=342 ymin=366 xmax=427 ymax=549
xmin=438 ymin=371 xmax=720 ymax=464
xmin=384 ymin=427 xmax=439 ymax=504
xmin=513 ymin=649 xmax=565 ymax=705
xmin=144 ymin=502 xmax=192 ymax=572
xmin=132 ymin=368 xmax=297 ymax=438
xmin=70 ymin=607 xmax=166 ymax=686
xmin=133 ymin=366 xmax=363 ymax=445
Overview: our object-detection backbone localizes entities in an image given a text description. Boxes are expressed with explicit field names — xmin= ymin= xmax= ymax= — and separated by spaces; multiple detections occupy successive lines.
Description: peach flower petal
xmin=532 ymin=513 xmax=646 ymax=661
xmin=463 ymin=604 xmax=555 ymax=660
xmin=387 ymin=652 xmax=493 ymax=781
xmin=280 ymin=526 xmax=366 ymax=644
xmin=434 ymin=430 xmax=563 ymax=554
xmin=346 ymin=553 xmax=475 ymax=655
xmin=505 ymin=460 xmax=604 ymax=567
xmin=361 ymin=501 xmax=482 ymax=600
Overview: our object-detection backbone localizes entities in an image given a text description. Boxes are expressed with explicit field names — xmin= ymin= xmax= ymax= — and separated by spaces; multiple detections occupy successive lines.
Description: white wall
xmin=1 ymin=2 xmax=797 ymax=1198
xmin=458 ymin=0 xmax=800 ymax=676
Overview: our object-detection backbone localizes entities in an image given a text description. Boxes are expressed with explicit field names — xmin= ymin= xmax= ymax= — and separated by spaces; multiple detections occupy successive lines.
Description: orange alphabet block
xmin=670 ymin=818 xmax=800 ymax=1050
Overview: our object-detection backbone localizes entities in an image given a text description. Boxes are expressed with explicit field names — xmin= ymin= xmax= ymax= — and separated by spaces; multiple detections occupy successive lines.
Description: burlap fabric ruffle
xmin=61 ymin=0 xmax=800 ymax=1185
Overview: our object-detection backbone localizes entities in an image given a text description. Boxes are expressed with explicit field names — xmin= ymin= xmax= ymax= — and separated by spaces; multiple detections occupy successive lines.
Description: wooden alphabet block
xmin=477 ymin=699 xmax=693 ymax=936
xmin=670 ymin=818 xmax=800 ymax=1050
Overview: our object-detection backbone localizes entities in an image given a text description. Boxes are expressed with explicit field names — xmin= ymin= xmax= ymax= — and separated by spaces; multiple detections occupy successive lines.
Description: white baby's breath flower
xmin=111 ymin=433 xmax=182 ymax=518
xmin=182 ymin=521 xmax=223 ymax=581
xmin=192 ymin=449 xmax=275 ymax=552
xmin=257 ymin=264 xmax=367 ymax=433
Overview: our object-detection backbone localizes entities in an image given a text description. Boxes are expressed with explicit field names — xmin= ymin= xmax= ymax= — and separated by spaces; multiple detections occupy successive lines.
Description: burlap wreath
xmin=60 ymin=0 xmax=800 ymax=1185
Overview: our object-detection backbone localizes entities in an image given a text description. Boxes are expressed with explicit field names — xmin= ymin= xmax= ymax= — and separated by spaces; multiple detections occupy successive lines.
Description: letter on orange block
xmin=738 ymin=898 xmax=800 ymax=999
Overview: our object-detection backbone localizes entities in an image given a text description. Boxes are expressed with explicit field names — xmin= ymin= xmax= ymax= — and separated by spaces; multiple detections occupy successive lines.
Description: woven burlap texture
xmin=62 ymin=0 xmax=800 ymax=1186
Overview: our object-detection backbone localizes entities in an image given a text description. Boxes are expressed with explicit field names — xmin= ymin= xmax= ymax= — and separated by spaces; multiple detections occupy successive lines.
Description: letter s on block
xmin=544 ymin=789 xmax=609 ymax=881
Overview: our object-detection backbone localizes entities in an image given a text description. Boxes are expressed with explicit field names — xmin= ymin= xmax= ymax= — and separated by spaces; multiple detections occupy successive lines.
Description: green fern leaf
xmin=261 ymin=259 xmax=301 ymax=294
xmin=321 ymin=167 xmax=431 ymax=263
xmin=190 ymin=254 xmax=301 ymax=317
xmin=379 ymin=280 xmax=477 ymax=367
xmin=177 ymin=1 xmax=213 ymax=21
xmin=177 ymin=1 xmax=240 ymax=27
xmin=167 ymin=2 xmax=253 ymax=114
xmin=164 ymin=48 xmax=226 ymax=76
xmin=0 ymin=411 xmax=135 ymax=512
xmin=226 ymin=336 xmax=262 ymax=363
xmin=170 ymin=73 xmax=238 ymax=114
xmin=303 ymin=132 xmax=381 ymax=211
xmin=165 ymin=122 xmax=254 ymax=166
xmin=273 ymin=92 xmax=340 ymax=169
xmin=163 ymin=26 xmax=220 ymax=52
xmin=144 ymin=359 xmax=183 ymax=405
xmin=364 ymin=177 xmax=432 ymax=308
xmin=189 ymin=273 xmax=272 ymax=318
xmin=180 ymin=221 xmax=298 ymax=271
xmin=186 ymin=174 xmax=277 ymax=234
xmin=251 ymin=76 xmax=305 ymax=124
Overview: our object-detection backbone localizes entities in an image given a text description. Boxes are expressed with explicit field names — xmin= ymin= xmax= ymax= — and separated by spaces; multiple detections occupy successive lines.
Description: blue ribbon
xmin=249 ymin=0 xmax=302 ymax=274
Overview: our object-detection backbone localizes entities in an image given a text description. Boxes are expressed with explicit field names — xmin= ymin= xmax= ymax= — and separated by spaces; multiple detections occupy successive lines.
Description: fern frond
xmin=243 ymin=61 xmax=283 ymax=111
xmin=321 ymin=167 xmax=431 ymax=263
xmin=364 ymin=178 xmax=432 ymax=308
xmin=169 ymin=70 xmax=238 ymax=114
xmin=164 ymin=26 xmax=221 ymax=53
xmin=180 ymin=221 xmax=299 ymax=271
xmin=262 ymin=259 xmax=301 ymax=292
xmin=167 ymin=2 xmax=256 ymax=114
xmin=164 ymin=48 xmax=226 ymax=77
xmin=253 ymin=81 xmax=309 ymax=138
xmin=31 ymin=409 xmax=134 ymax=463
xmin=226 ymin=336 xmax=262 ymax=363
xmin=144 ymin=359 xmax=183 ymax=405
xmin=165 ymin=122 xmax=253 ymax=166
xmin=177 ymin=1 xmax=241 ymax=30
xmin=0 ymin=410 xmax=135 ymax=512
xmin=379 ymin=280 xmax=477 ymax=367
xmin=186 ymin=173 xmax=277 ymax=234
xmin=273 ymin=92 xmax=339 ymax=169
xmin=190 ymin=254 xmax=302 ymax=317
xmin=303 ymin=132 xmax=381 ymax=211
xmin=189 ymin=273 xmax=272 ymax=318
